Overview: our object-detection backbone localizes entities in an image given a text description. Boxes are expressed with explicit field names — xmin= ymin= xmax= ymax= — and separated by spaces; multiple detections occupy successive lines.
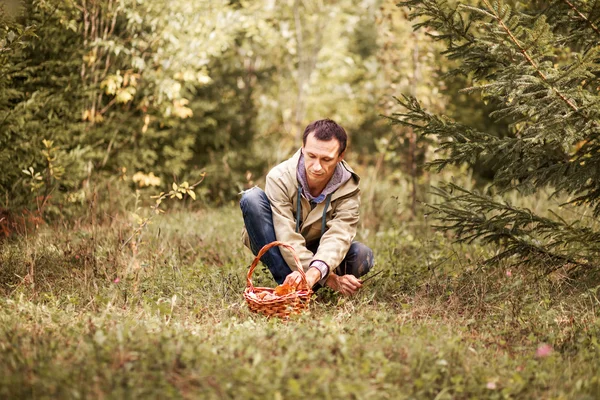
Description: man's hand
xmin=325 ymin=273 xmax=362 ymax=296
xmin=283 ymin=267 xmax=321 ymax=290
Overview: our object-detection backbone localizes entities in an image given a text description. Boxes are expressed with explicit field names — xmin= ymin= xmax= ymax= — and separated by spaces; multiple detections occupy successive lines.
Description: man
xmin=240 ymin=119 xmax=373 ymax=296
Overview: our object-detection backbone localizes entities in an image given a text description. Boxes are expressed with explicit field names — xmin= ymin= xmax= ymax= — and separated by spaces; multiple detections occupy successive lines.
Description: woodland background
xmin=1 ymin=0 xmax=600 ymax=398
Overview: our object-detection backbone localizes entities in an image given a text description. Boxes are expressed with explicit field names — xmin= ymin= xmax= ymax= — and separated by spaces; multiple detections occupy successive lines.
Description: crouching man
xmin=240 ymin=119 xmax=373 ymax=295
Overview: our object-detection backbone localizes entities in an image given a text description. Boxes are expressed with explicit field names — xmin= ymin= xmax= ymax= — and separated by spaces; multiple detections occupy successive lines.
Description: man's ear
xmin=338 ymin=150 xmax=346 ymax=162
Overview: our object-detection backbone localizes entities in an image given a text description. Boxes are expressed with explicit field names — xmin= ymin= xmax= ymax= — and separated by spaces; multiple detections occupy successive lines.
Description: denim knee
xmin=338 ymin=242 xmax=374 ymax=278
xmin=240 ymin=187 xmax=268 ymax=214
xmin=352 ymin=242 xmax=374 ymax=276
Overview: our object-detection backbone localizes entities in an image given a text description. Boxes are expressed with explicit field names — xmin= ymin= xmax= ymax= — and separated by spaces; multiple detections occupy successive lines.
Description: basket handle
xmin=246 ymin=241 xmax=309 ymax=291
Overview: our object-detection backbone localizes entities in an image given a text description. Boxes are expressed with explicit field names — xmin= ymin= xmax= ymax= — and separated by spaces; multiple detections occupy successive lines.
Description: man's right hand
xmin=325 ymin=273 xmax=362 ymax=296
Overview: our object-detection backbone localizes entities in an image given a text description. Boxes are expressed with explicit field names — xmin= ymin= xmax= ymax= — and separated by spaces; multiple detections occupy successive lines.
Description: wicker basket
xmin=244 ymin=241 xmax=312 ymax=318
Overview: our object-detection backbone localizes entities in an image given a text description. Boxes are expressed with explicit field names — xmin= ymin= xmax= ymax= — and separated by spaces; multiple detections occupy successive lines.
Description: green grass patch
xmin=1 ymin=206 xmax=599 ymax=399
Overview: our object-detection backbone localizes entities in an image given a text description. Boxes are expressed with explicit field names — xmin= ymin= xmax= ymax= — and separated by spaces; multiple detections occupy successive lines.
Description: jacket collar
xmin=297 ymin=152 xmax=351 ymax=203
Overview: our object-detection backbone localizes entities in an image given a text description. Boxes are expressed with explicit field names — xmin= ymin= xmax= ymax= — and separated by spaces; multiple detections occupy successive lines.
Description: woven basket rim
xmin=244 ymin=286 xmax=311 ymax=305
xmin=244 ymin=241 xmax=313 ymax=317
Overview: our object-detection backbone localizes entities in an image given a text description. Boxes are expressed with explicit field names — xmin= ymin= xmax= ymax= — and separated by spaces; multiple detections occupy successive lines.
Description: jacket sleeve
xmin=265 ymin=171 xmax=314 ymax=272
xmin=313 ymin=191 xmax=360 ymax=271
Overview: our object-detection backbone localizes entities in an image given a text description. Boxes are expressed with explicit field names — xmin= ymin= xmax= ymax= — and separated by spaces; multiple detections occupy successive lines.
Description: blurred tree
xmin=1 ymin=0 xmax=466 ymax=230
xmin=391 ymin=0 xmax=600 ymax=276
xmin=0 ymin=0 xmax=267 ymax=219
xmin=374 ymin=0 xmax=448 ymax=217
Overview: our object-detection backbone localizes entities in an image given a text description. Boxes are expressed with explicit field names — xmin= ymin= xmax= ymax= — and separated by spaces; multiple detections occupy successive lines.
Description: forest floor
xmin=1 ymin=205 xmax=599 ymax=399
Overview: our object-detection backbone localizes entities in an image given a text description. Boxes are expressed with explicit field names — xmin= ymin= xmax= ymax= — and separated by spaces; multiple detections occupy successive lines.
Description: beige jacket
xmin=243 ymin=149 xmax=361 ymax=274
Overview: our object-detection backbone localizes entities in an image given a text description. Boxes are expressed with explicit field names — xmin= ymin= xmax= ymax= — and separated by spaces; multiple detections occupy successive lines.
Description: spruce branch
xmin=480 ymin=0 xmax=580 ymax=114
xmin=561 ymin=0 xmax=600 ymax=37
xmin=478 ymin=0 xmax=600 ymax=166
xmin=428 ymin=183 xmax=599 ymax=273
xmin=385 ymin=95 xmax=569 ymax=188
xmin=399 ymin=0 xmax=474 ymax=41
xmin=384 ymin=95 xmax=501 ymax=171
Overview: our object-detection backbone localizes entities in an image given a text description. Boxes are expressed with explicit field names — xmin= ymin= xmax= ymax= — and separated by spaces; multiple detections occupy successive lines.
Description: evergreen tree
xmin=390 ymin=0 xmax=600 ymax=276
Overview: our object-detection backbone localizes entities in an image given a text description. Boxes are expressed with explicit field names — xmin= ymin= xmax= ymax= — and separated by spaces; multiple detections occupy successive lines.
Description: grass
xmin=1 ymin=204 xmax=600 ymax=399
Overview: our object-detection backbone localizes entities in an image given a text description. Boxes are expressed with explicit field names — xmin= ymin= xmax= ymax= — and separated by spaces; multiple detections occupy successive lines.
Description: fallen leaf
xmin=536 ymin=343 xmax=553 ymax=358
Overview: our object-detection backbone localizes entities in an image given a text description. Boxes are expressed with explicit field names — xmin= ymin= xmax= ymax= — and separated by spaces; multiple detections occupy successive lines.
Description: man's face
xmin=302 ymin=132 xmax=345 ymax=189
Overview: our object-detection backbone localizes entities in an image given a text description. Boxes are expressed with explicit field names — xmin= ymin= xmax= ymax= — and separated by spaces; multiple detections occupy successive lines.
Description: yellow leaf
xmin=172 ymin=182 xmax=178 ymax=191
xmin=116 ymin=88 xmax=134 ymax=104
xmin=188 ymin=190 xmax=196 ymax=200
xmin=175 ymin=192 xmax=183 ymax=199
xmin=131 ymin=213 xmax=144 ymax=225
xmin=197 ymin=73 xmax=212 ymax=85
xmin=100 ymin=76 xmax=118 ymax=95
xmin=142 ymin=114 xmax=150 ymax=133
xmin=132 ymin=172 xmax=161 ymax=187
xmin=172 ymin=99 xmax=193 ymax=119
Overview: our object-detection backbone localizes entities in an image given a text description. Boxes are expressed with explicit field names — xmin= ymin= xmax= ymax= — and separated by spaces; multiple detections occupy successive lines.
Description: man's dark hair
xmin=302 ymin=119 xmax=347 ymax=155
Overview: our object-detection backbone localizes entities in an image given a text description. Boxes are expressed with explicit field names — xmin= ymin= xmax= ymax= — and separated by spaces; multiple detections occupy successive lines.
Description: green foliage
xmin=0 ymin=1 xmax=88 ymax=218
xmin=392 ymin=0 xmax=600 ymax=274
xmin=0 ymin=0 xmax=272 ymax=220
xmin=3 ymin=0 xmax=422 ymax=220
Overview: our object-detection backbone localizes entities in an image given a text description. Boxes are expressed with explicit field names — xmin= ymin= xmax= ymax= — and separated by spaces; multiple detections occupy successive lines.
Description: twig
xmin=562 ymin=0 xmax=600 ymax=37
xmin=361 ymin=270 xmax=383 ymax=284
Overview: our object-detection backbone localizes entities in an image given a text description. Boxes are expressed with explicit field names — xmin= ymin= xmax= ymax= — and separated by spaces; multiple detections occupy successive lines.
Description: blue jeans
xmin=240 ymin=187 xmax=374 ymax=285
